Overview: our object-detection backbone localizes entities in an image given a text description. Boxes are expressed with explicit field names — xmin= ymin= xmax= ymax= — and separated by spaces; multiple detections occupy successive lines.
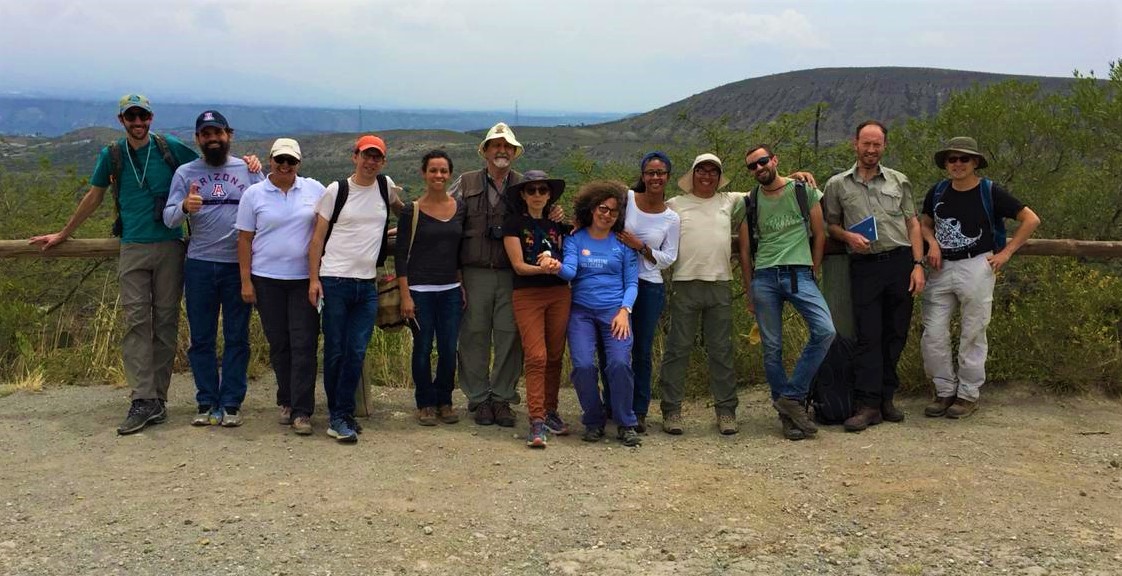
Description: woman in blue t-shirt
xmin=555 ymin=180 xmax=641 ymax=446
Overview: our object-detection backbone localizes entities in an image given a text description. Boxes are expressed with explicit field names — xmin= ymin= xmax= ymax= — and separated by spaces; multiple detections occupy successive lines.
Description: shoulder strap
xmin=746 ymin=187 xmax=759 ymax=257
xmin=794 ymin=180 xmax=811 ymax=238
xmin=933 ymin=179 xmax=951 ymax=204
xmin=108 ymin=140 xmax=124 ymax=236
xmin=376 ymin=174 xmax=391 ymax=267
xmin=150 ymin=133 xmax=181 ymax=171
xmin=980 ymin=177 xmax=1007 ymax=250
xmin=324 ymin=178 xmax=350 ymax=251
xmin=409 ymin=200 xmax=420 ymax=256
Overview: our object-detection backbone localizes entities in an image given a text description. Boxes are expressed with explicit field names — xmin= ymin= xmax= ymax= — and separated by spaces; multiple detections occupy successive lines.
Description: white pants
xmin=921 ymin=253 xmax=995 ymax=402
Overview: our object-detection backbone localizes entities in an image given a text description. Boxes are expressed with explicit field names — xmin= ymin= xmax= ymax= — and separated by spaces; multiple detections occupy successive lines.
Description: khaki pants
xmin=921 ymin=253 xmax=995 ymax=402
xmin=658 ymin=280 xmax=738 ymax=415
xmin=118 ymin=241 xmax=185 ymax=401
xmin=458 ymin=267 xmax=522 ymax=409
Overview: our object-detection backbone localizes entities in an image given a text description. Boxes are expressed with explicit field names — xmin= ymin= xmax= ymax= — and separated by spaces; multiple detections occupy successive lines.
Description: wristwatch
xmin=622 ymin=306 xmax=632 ymax=314
xmin=913 ymin=259 xmax=927 ymax=268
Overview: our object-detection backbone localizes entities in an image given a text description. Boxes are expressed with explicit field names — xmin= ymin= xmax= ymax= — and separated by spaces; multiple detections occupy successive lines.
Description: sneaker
xmin=581 ymin=426 xmax=605 ymax=443
xmin=344 ymin=414 xmax=364 ymax=434
xmin=617 ymin=426 xmax=642 ymax=447
xmin=438 ymin=405 xmax=459 ymax=424
xmin=220 ymin=407 xmax=243 ymax=427
xmin=278 ymin=406 xmax=293 ymax=426
xmin=192 ymin=405 xmax=213 ymax=427
xmin=473 ymin=400 xmax=495 ymax=426
xmin=946 ymin=398 xmax=978 ymax=419
xmin=773 ymin=398 xmax=818 ymax=436
xmin=208 ymin=406 xmax=224 ymax=426
xmin=717 ymin=412 xmax=739 ymax=435
xmin=291 ymin=416 xmax=313 ymax=436
xmin=543 ymin=412 xmax=570 ymax=436
xmin=924 ymin=396 xmax=956 ymax=418
xmin=327 ymin=417 xmax=359 ymax=443
xmin=492 ymin=401 xmax=516 ymax=427
xmin=526 ymin=420 xmax=548 ymax=449
xmin=416 ymin=407 xmax=438 ymax=426
xmin=151 ymin=399 xmax=168 ymax=424
xmin=634 ymin=414 xmax=647 ymax=435
xmin=117 ymin=399 xmax=164 ymax=435
xmin=778 ymin=414 xmax=807 ymax=441
xmin=661 ymin=412 xmax=684 ymax=435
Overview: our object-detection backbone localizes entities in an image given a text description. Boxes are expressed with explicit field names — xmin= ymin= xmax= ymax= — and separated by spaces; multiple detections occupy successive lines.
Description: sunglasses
xmin=359 ymin=149 xmax=386 ymax=161
xmin=745 ymin=155 xmax=772 ymax=170
xmin=523 ymin=184 xmax=552 ymax=196
xmin=642 ymin=170 xmax=670 ymax=178
xmin=122 ymin=110 xmax=152 ymax=122
xmin=596 ymin=205 xmax=620 ymax=216
xmin=945 ymin=155 xmax=974 ymax=165
xmin=273 ymin=155 xmax=300 ymax=166
xmin=694 ymin=166 xmax=720 ymax=177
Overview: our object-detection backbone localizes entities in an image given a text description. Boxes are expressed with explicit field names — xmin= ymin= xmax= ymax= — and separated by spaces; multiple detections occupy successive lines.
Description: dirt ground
xmin=0 ymin=375 xmax=1120 ymax=576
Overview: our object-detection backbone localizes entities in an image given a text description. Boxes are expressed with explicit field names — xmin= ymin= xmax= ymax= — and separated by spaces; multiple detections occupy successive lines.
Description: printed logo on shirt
xmin=581 ymin=249 xmax=591 ymax=256
xmin=211 ymin=183 xmax=227 ymax=198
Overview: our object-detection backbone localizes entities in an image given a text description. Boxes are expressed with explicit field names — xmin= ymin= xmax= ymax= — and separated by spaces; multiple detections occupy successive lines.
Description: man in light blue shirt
xmin=164 ymin=110 xmax=263 ymax=427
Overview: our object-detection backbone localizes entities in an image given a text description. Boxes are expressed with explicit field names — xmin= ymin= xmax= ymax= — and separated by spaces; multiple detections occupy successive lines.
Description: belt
xmin=758 ymin=265 xmax=811 ymax=294
xmin=943 ymin=249 xmax=991 ymax=262
xmin=850 ymin=246 xmax=909 ymax=262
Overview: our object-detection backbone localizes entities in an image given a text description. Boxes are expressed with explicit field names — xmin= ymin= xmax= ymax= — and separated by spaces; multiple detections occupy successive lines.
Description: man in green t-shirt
xmin=737 ymin=145 xmax=836 ymax=441
xmin=30 ymin=94 xmax=198 ymax=435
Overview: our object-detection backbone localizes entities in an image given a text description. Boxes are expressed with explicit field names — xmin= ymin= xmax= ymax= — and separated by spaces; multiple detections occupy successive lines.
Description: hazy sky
xmin=2 ymin=0 xmax=1118 ymax=114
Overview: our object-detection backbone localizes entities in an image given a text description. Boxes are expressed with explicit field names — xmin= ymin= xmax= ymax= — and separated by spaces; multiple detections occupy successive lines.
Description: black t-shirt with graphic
xmin=502 ymin=213 xmax=571 ymax=289
xmin=921 ymin=180 xmax=1024 ymax=258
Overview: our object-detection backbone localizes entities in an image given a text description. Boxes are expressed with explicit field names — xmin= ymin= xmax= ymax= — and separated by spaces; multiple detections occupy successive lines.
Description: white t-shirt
xmin=666 ymin=191 xmax=746 ymax=282
xmin=624 ymin=189 xmax=681 ymax=284
xmin=314 ymin=175 xmax=400 ymax=280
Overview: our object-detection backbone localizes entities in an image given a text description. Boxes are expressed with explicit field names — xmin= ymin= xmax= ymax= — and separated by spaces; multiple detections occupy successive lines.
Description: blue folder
xmin=848 ymin=215 xmax=878 ymax=242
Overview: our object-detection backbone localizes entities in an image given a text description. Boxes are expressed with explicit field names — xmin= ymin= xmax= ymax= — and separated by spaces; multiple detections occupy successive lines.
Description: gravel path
xmin=1 ymin=376 xmax=1120 ymax=576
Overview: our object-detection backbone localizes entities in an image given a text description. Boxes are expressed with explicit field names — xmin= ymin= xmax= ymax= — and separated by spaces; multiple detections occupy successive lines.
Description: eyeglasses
xmin=596 ymin=205 xmax=620 ymax=216
xmin=745 ymin=155 xmax=772 ymax=170
xmin=122 ymin=110 xmax=152 ymax=122
xmin=642 ymin=170 xmax=669 ymax=178
xmin=945 ymin=155 xmax=974 ymax=165
xmin=359 ymin=149 xmax=386 ymax=161
xmin=694 ymin=166 xmax=720 ymax=177
xmin=523 ymin=184 xmax=552 ymax=196
xmin=273 ymin=155 xmax=300 ymax=166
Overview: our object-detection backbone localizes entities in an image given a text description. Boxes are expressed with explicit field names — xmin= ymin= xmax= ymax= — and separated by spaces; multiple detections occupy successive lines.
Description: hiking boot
xmin=220 ymin=407 xmax=243 ymax=427
xmin=473 ymin=400 xmax=495 ymax=426
xmin=291 ymin=416 xmax=313 ymax=436
xmin=661 ymin=412 xmax=684 ymax=435
xmin=344 ymin=414 xmax=363 ymax=434
xmin=946 ymin=398 xmax=978 ymax=419
xmin=924 ymin=396 xmax=956 ymax=418
xmin=208 ymin=406 xmax=224 ymax=426
xmin=117 ymin=399 xmax=164 ymax=435
xmin=634 ymin=414 xmax=647 ymax=435
xmin=773 ymin=397 xmax=818 ymax=436
xmin=544 ymin=412 xmax=570 ymax=436
xmin=778 ymin=414 xmax=807 ymax=441
xmin=278 ymin=406 xmax=293 ymax=425
xmin=527 ymin=420 xmax=548 ymax=449
xmin=192 ymin=405 xmax=213 ymax=427
xmin=492 ymin=401 xmax=516 ymax=427
xmin=843 ymin=405 xmax=883 ymax=432
xmin=717 ymin=412 xmax=739 ymax=435
xmin=617 ymin=426 xmax=642 ymax=447
xmin=881 ymin=398 xmax=906 ymax=423
xmin=152 ymin=399 xmax=168 ymax=424
xmin=327 ymin=417 xmax=359 ymax=443
xmin=438 ymin=405 xmax=459 ymax=424
xmin=581 ymin=426 xmax=605 ymax=442
xmin=416 ymin=407 xmax=438 ymax=427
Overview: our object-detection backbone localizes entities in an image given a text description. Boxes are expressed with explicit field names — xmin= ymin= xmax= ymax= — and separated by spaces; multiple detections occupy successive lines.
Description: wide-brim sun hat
xmin=506 ymin=170 xmax=565 ymax=207
xmin=678 ymin=153 xmax=731 ymax=193
xmin=934 ymin=136 xmax=988 ymax=169
xmin=477 ymin=122 xmax=523 ymax=160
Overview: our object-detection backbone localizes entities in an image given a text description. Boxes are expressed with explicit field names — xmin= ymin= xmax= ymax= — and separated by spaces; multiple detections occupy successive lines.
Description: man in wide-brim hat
xmin=919 ymin=136 xmax=1040 ymax=419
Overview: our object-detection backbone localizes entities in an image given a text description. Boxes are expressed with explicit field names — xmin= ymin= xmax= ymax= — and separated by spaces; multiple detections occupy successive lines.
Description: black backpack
xmin=107 ymin=133 xmax=182 ymax=237
xmin=808 ymin=335 xmax=857 ymax=425
xmin=324 ymin=174 xmax=391 ymax=267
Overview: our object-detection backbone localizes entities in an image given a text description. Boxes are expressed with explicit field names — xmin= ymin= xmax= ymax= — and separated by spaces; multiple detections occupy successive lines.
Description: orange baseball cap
xmin=355 ymin=135 xmax=386 ymax=155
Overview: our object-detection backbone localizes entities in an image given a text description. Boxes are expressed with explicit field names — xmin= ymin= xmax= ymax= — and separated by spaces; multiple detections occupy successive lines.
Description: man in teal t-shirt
xmin=737 ymin=145 xmax=836 ymax=442
xmin=30 ymin=93 xmax=198 ymax=435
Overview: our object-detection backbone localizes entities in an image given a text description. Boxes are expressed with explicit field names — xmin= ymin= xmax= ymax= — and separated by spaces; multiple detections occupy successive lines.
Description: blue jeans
xmin=321 ymin=276 xmax=378 ymax=420
xmin=410 ymin=288 xmax=463 ymax=409
xmin=183 ymin=258 xmax=251 ymax=409
xmin=751 ymin=266 xmax=836 ymax=401
xmin=569 ymin=305 xmax=637 ymax=428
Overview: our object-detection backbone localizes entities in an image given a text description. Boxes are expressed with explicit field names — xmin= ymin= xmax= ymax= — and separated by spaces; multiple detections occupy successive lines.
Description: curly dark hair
xmin=573 ymin=180 xmax=627 ymax=232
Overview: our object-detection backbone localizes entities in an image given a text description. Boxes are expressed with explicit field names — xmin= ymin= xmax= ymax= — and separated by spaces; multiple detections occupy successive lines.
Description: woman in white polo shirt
xmin=236 ymin=138 xmax=325 ymax=434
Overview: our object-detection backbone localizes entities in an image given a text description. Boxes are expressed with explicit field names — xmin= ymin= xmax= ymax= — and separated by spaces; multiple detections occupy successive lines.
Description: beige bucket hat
xmin=477 ymin=122 xmax=523 ymax=160
xmin=677 ymin=153 xmax=730 ymax=193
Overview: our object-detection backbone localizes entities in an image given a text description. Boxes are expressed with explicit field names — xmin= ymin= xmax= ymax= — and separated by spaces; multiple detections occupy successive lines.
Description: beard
xmin=491 ymin=157 xmax=511 ymax=169
xmin=202 ymin=141 xmax=231 ymax=166
xmin=755 ymin=167 xmax=777 ymax=186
